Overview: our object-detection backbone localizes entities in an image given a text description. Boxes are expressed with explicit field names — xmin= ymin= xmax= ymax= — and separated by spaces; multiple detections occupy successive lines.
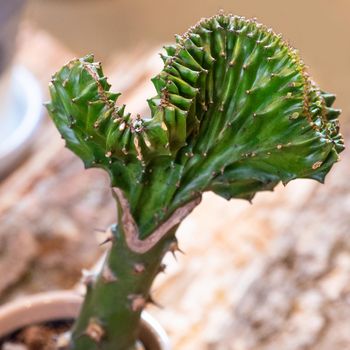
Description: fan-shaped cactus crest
xmin=46 ymin=14 xmax=343 ymax=350
xmin=48 ymin=14 xmax=343 ymax=239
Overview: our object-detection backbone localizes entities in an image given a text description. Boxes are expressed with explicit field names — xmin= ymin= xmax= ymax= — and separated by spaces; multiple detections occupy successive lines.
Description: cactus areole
xmin=47 ymin=14 xmax=343 ymax=350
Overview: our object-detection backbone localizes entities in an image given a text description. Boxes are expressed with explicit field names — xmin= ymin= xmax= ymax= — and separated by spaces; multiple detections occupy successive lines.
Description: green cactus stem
xmin=46 ymin=13 xmax=343 ymax=350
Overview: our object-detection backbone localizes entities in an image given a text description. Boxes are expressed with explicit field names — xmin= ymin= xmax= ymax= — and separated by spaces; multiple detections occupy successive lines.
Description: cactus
xmin=46 ymin=13 xmax=343 ymax=350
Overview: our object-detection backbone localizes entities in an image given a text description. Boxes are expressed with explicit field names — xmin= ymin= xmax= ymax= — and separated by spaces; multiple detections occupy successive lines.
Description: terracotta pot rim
xmin=0 ymin=290 xmax=171 ymax=350
xmin=0 ymin=65 xmax=43 ymax=177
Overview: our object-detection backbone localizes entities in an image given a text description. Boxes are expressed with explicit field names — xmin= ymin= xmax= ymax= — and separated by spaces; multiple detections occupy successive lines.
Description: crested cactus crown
xmin=47 ymin=14 xmax=344 ymax=238
xmin=46 ymin=14 xmax=344 ymax=350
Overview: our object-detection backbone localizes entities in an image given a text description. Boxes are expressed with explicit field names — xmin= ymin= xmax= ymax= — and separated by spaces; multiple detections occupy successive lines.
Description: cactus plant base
xmin=0 ymin=291 xmax=170 ymax=350
xmin=1 ymin=322 xmax=146 ymax=350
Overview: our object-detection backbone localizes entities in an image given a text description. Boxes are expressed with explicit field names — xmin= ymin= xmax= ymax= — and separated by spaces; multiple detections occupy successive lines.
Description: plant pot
xmin=0 ymin=290 xmax=171 ymax=350
xmin=0 ymin=0 xmax=26 ymax=125
xmin=0 ymin=0 xmax=43 ymax=178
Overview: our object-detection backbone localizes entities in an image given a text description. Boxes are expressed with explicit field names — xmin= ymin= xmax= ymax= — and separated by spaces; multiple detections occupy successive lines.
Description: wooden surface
xmin=0 ymin=24 xmax=349 ymax=349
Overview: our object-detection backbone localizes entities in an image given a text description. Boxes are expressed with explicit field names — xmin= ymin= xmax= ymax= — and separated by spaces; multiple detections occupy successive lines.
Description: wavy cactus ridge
xmin=47 ymin=14 xmax=344 ymax=238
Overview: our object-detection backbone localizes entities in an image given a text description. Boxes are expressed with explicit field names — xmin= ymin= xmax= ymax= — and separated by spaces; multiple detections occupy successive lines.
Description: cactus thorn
xmin=81 ymin=269 xmax=96 ymax=287
xmin=84 ymin=318 xmax=105 ymax=343
xmin=99 ymin=234 xmax=114 ymax=246
xmin=133 ymin=263 xmax=146 ymax=274
xmin=119 ymin=122 xmax=126 ymax=131
xmin=128 ymin=294 xmax=146 ymax=312
xmin=168 ymin=241 xmax=184 ymax=260
xmin=158 ymin=263 xmax=167 ymax=273
xmin=312 ymin=161 xmax=323 ymax=170
xmin=290 ymin=112 xmax=299 ymax=119
xmin=102 ymin=265 xmax=118 ymax=283
xmin=147 ymin=294 xmax=163 ymax=309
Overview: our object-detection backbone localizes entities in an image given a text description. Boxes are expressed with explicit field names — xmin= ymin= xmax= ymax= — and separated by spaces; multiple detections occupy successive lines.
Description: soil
xmin=0 ymin=320 xmax=147 ymax=350
xmin=0 ymin=320 xmax=73 ymax=350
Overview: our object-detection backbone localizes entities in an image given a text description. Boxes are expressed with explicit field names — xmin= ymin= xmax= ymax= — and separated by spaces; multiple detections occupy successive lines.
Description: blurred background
xmin=25 ymin=0 xmax=350 ymax=114
xmin=0 ymin=0 xmax=349 ymax=349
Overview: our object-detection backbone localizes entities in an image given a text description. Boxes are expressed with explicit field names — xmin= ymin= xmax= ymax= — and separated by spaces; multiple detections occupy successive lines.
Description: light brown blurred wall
xmin=25 ymin=0 xmax=350 ymax=127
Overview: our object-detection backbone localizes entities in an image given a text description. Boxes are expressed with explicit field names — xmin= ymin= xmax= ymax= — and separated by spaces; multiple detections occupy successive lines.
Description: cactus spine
xmin=47 ymin=14 xmax=343 ymax=350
